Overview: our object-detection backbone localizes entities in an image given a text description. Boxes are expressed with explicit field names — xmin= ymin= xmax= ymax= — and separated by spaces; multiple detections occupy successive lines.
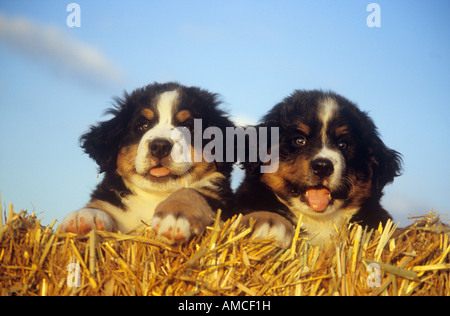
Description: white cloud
xmin=0 ymin=13 xmax=125 ymax=89
xmin=231 ymin=114 xmax=258 ymax=126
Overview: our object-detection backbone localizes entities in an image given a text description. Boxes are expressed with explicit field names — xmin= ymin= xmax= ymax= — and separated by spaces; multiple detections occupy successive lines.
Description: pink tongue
xmin=149 ymin=166 xmax=171 ymax=178
xmin=306 ymin=188 xmax=331 ymax=212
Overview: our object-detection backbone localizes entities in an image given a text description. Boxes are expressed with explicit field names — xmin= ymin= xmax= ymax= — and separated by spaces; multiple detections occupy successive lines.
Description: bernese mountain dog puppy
xmin=236 ymin=90 xmax=402 ymax=245
xmin=61 ymin=82 xmax=234 ymax=243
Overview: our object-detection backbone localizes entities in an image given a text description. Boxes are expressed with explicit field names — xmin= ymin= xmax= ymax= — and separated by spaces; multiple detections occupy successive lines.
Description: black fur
xmin=236 ymin=90 xmax=402 ymax=230
xmin=80 ymin=82 xmax=235 ymax=217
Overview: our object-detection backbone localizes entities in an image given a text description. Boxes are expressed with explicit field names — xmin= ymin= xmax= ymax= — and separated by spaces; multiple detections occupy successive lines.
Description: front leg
xmin=151 ymin=188 xmax=216 ymax=243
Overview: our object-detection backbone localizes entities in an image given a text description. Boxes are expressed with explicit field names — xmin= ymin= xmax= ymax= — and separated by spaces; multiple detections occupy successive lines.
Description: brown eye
xmin=338 ymin=141 xmax=348 ymax=150
xmin=137 ymin=122 xmax=150 ymax=132
xmin=293 ymin=136 xmax=307 ymax=147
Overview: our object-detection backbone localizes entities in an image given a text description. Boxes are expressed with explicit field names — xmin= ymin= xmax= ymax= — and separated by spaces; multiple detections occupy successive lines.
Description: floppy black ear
xmin=371 ymin=136 xmax=402 ymax=191
xmin=80 ymin=110 xmax=129 ymax=173
xmin=237 ymin=123 xmax=268 ymax=178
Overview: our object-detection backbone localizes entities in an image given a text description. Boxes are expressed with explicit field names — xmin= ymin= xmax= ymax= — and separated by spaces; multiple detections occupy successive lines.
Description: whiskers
xmin=332 ymin=175 xmax=354 ymax=199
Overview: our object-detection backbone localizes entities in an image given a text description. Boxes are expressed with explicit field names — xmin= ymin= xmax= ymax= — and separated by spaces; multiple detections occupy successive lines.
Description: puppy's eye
xmin=338 ymin=141 xmax=348 ymax=150
xmin=137 ymin=122 xmax=150 ymax=132
xmin=179 ymin=118 xmax=194 ymax=129
xmin=293 ymin=136 xmax=307 ymax=147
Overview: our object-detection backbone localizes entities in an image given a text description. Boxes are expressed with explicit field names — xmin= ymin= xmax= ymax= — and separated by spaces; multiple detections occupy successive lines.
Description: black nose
xmin=311 ymin=158 xmax=334 ymax=178
xmin=150 ymin=138 xmax=173 ymax=159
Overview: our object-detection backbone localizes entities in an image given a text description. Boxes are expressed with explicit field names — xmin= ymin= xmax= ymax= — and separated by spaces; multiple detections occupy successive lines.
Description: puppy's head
xmin=256 ymin=90 xmax=402 ymax=220
xmin=80 ymin=82 xmax=234 ymax=192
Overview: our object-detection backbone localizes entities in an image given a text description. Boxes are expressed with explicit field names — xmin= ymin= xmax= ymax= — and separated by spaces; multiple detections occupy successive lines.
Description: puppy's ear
xmin=80 ymin=109 xmax=129 ymax=173
xmin=238 ymin=123 xmax=269 ymax=178
xmin=371 ymin=135 xmax=402 ymax=191
xmin=237 ymin=128 xmax=260 ymax=177
xmin=189 ymin=87 xmax=236 ymax=176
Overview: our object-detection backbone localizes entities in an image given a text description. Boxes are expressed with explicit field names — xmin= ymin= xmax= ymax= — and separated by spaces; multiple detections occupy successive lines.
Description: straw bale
xmin=0 ymin=206 xmax=449 ymax=296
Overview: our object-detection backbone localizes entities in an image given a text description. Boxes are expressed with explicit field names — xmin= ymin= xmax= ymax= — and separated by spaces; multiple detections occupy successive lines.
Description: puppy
xmin=236 ymin=90 xmax=402 ymax=245
xmin=61 ymin=82 xmax=234 ymax=243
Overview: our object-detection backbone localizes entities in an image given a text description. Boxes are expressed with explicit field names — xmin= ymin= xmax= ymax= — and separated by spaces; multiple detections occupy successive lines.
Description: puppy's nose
xmin=150 ymin=138 xmax=173 ymax=159
xmin=311 ymin=158 xmax=334 ymax=178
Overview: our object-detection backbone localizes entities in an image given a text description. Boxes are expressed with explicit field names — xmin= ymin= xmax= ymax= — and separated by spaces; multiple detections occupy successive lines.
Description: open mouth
xmin=302 ymin=186 xmax=332 ymax=212
xmin=146 ymin=164 xmax=194 ymax=180
xmin=149 ymin=165 xmax=172 ymax=178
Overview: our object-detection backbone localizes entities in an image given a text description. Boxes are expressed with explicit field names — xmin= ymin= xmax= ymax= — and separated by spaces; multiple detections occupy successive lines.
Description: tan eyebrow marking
xmin=176 ymin=110 xmax=192 ymax=123
xmin=336 ymin=125 xmax=349 ymax=137
xmin=141 ymin=108 xmax=154 ymax=121
xmin=297 ymin=122 xmax=310 ymax=135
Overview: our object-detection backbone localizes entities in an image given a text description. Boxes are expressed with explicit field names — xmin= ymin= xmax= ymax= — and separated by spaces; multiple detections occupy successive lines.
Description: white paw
xmin=242 ymin=211 xmax=295 ymax=247
xmin=60 ymin=208 xmax=114 ymax=235
xmin=150 ymin=188 xmax=216 ymax=244
xmin=252 ymin=222 xmax=293 ymax=247
xmin=151 ymin=214 xmax=193 ymax=243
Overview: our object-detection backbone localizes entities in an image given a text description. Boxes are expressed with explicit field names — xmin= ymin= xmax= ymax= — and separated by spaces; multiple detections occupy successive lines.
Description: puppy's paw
xmin=152 ymin=214 xmax=194 ymax=243
xmin=60 ymin=208 xmax=114 ymax=235
xmin=151 ymin=188 xmax=216 ymax=244
xmin=242 ymin=211 xmax=294 ymax=247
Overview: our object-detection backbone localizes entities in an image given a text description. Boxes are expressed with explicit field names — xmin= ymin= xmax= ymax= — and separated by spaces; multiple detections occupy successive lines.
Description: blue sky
xmin=0 ymin=0 xmax=449 ymax=226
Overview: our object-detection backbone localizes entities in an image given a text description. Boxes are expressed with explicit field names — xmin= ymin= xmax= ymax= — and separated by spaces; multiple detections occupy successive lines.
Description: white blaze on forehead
xmin=146 ymin=89 xmax=179 ymax=138
xmin=156 ymin=90 xmax=179 ymax=127
xmin=318 ymin=97 xmax=338 ymax=142
xmin=135 ymin=89 xmax=180 ymax=174
xmin=316 ymin=97 xmax=344 ymax=190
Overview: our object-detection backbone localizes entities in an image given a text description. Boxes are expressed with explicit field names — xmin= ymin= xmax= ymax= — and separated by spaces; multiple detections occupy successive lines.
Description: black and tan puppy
xmin=61 ymin=82 xmax=234 ymax=243
xmin=236 ymin=90 xmax=402 ymax=245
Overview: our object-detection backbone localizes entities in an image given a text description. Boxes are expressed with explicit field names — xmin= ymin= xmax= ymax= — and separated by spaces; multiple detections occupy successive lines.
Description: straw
xmin=0 ymin=192 xmax=3 ymax=231
xmin=0 ymin=207 xmax=449 ymax=296
xmin=0 ymin=193 xmax=3 ymax=243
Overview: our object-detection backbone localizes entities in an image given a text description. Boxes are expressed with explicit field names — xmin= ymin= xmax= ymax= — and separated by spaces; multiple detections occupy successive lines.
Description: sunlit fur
xmin=74 ymin=82 xmax=234 ymax=233
xmin=236 ymin=90 xmax=402 ymax=243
